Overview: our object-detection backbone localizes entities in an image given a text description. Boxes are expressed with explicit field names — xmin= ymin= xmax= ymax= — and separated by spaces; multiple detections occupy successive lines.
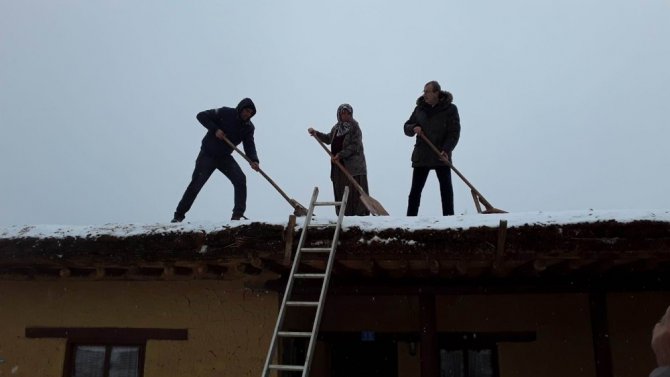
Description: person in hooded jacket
xmin=172 ymin=98 xmax=259 ymax=222
xmin=308 ymin=104 xmax=370 ymax=216
xmin=403 ymin=81 xmax=461 ymax=216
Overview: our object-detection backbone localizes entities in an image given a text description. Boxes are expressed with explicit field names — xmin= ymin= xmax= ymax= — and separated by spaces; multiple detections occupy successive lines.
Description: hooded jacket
xmin=196 ymin=98 xmax=259 ymax=162
xmin=403 ymin=91 xmax=460 ymax=167
xmin=314 ymin=104 xmax=367 ymax=177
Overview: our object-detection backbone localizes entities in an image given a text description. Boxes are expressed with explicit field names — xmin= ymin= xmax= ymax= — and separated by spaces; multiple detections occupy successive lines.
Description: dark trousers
xmin=407 ymin=166 xmax=454 ymax=216
xmin=332 ymin=169 xmax=370 ymax=216
xmin=175 ymin=151 xmax=246 ymax=218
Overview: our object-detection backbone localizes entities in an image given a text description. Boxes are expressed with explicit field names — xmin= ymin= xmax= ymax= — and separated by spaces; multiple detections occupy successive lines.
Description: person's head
xmin=337 ymin=103 xmax=353 ymax=122
xmin=236 ymin=98 xmax=257 ymax=122
xmin=240 ymin=108 xmax=254 ymax=122
xmin=423 ymin=81 xmax=441 ymax=106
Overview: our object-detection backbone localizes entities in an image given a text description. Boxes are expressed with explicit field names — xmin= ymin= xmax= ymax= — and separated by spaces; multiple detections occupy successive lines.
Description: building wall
xmin=314 ymin=292 xmax=669 ymax=377
xmin=314 ymin=294 xmax=595 ymax=377
xmin=0 ymin=280 xmax=277 ymax=377
xmin=608 ymin=292 xmax=670 ymax=377
xmin=1 ymin=279 xmax=667 ymax=377
xmin=437 ymin=293 xmax=594 ymax=377
xmin=318 ymin=295 xmax=421 ymax=377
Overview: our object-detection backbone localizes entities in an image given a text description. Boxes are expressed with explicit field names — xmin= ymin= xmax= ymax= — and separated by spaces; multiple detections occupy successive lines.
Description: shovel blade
xmin=360 ymin=194 xmax=390 ymax=216
xmin=482 ymin=207 xmax=507 ymax=214
xmin=289 ymin=199 xmax=309 ymax=217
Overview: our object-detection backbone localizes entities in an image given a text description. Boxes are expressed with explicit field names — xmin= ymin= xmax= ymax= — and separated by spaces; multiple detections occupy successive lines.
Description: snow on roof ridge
xmin=1 ymin=209 xmax=669 ymax=240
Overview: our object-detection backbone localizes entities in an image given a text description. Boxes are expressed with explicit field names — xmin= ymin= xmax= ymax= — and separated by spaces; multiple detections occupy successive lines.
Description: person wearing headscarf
xmin=308 ymin=104 xmax=370 ymax=216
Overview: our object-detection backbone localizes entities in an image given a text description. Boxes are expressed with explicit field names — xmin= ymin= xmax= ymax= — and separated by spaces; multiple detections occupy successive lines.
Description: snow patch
xmin=1 ymin=210 xmax=669 ymax=240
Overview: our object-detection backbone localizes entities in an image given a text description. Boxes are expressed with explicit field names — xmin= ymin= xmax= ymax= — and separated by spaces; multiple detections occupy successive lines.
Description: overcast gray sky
xmin=1 ymin=1 xmax=669 ymax=226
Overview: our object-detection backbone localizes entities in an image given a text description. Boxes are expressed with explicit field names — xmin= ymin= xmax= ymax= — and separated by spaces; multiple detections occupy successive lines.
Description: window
xmin=70 ymin=344 xmax=143 ymax=377
xmin=25 ymin=327 xmax=187 ymax=377
xmin=439 ymin=332 xmax=535 ymax=377
xmin=440 ymin=347 xmax=496 ymax=377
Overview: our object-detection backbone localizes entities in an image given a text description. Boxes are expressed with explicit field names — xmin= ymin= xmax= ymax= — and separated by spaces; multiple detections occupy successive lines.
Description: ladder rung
xmin=269 ymin=364 xmax=305 ymax=372
xmin=314 ymin=201 xmax=342 ymax=206
xmin=294 ymin=273 xmax=326 ymax=279
xmin=286 ymin=301 xmax=319 ymax=307
xmin=307 ymin=223 xmax=335 ymax=228
xmin=277 ymin=331 xmax=312 ymax=337
xmin=301 ymin=247 xmax=332 ymax=253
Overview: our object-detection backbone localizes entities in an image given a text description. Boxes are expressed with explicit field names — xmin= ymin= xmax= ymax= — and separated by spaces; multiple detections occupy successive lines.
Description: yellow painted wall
xmin=315 ymin=294 xmax=595 ymax=377
xmin=321 ymin=295 xmax=420 ymax=332
xmin=0 ymin=280 xmax=277 ymax=377
xmin=439 ymin=292 xmax=670 ymax=377
xmin=437 ymin=293 xmax=594 ymax=377
xmin=313 ymin=292 xmax=669 ymax=377
xmin=0 ymin=280 xmax=667 ymax=377
xmin=608 ymin=292 xmax=670 ymax=377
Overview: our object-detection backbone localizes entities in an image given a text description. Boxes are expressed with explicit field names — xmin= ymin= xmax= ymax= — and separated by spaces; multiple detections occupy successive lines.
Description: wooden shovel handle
xmin=311 ymin=135 xmax=367 ymax=196
xmin=220 ymin=134 xmax=293 ymax=203
xmin=417 ymin=132 xmax=497 ymax=210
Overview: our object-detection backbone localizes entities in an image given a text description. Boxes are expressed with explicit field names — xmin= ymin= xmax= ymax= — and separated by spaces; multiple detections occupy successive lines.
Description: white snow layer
xmin=1 ymin=210 xmax=669 ymax=240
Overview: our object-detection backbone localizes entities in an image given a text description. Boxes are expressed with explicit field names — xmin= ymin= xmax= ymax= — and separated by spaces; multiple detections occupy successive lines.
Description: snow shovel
xmin=418 ymin=132 xmax=506 ymax=214
xmin=221 ymin=135 xmax=308 ymax=217
xmin=312 ymin=135 xmax=389 ymax=216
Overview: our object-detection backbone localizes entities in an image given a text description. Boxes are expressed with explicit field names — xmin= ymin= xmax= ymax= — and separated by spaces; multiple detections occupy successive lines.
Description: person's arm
xmin=337 ymin=124 xmax=362 ymax=160
xmin=404 ymin=108 xmax=420 ymax=136
xmin=314 ymin=128 xmax=333 ymax=144
xmin=441 ymin=104 xmax=461 ymax=153
xmin=307 ymin=127 xmax=332 ymax=144
xmin=196 ymin=108 xmax=220 ymax=132
xmin=651 ymin=306 xmax=670 ymax=377
xmin=241 ymin=124 xmax=260 ymax=168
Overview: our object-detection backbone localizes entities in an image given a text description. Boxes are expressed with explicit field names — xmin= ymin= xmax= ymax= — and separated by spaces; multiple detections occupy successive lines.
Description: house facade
xmin=1 ymin=213 xmax=669 ymax=377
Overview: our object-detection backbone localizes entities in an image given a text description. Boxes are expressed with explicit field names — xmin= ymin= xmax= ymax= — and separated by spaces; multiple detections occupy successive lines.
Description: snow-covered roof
xmin=1 ymin=210 xmax=669 ymax=287
xmin=2 ymin=209 xmax=669 ymax=240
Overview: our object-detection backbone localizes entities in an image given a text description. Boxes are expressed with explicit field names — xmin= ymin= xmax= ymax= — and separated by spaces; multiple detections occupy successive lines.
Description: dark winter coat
xmin=651 ymin=367 xmax=670 ymax=377
xmin=196 ymin=98 xmax=259 ymax=162
xmin=314 ymin=108 xmax=367 ymax=177
xmin=403 ymin=91 xmax=460 ymax=167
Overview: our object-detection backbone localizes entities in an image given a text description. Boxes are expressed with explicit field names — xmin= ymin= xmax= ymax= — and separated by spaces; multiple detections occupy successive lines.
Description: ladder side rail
xmin=262 ymin=187 xmax=320 ymax=377
xmin=302 ymin=186 xmax=350 ymax=377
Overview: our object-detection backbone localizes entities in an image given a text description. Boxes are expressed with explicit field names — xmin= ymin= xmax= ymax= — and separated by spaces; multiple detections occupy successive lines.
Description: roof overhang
xmin=2 ymin=211 xmax=669 ymax=292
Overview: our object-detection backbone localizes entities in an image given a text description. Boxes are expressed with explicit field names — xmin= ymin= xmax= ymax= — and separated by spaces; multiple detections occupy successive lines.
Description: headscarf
xmin=334 ymin=103 xmax=354 ymax=137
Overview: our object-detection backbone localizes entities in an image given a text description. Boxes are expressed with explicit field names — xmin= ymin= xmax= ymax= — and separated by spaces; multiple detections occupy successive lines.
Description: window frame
xmin=64 ymin=341 xmax=146 ymax=377
xmin=438 ymin=332 xmax=535 ymax=377
xmin=439 ymin=344 xmax=499 ymax=377
xmin=25 ymin=327 xmax=187 ymax=377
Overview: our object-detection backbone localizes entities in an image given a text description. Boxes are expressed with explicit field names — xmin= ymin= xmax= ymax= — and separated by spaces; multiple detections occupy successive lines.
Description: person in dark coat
xmin=308 ymin=104 xmax=370 ymax=216
xmin=172 ymin=98 xmax=259 ymax=222
xmin=403 ymin=81 xmax=461 ymax=216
